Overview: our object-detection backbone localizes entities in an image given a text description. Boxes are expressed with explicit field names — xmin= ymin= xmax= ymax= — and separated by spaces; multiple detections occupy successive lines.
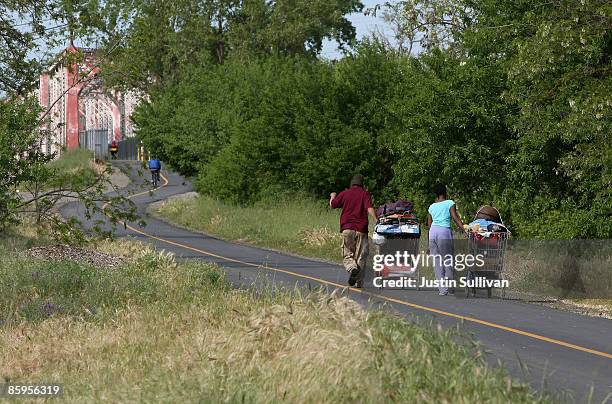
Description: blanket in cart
xmin=375 ymin=223 xmax=420 ymax=236
xmin=467 ymin=219 xmax=509 ymax=238
xmin=375 ymin=217 xmax=420 ymax=236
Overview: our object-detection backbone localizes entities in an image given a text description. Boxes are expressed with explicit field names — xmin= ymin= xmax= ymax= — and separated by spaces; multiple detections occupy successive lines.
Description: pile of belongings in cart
xmin=373 ymin=200 xmax=420 ymax=278
xmin=373 ymin=200 xmax=420 ymax=239
xmin=466 ymin=205 xmax=510 ymax=239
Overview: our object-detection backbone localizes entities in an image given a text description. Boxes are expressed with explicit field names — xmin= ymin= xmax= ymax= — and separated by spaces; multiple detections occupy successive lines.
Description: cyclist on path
xmin=148 ymin=158 xmax=162 ymax=187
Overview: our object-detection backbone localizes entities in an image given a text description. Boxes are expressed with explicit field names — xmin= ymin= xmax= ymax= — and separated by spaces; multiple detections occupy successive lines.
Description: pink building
xmin=37 ymin=43 xmax=140 ymax=155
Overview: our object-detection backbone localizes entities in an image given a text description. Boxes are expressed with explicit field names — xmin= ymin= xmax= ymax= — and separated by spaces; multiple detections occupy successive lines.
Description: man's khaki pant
xmin=341 ymin=229 xmax=369 ymax=283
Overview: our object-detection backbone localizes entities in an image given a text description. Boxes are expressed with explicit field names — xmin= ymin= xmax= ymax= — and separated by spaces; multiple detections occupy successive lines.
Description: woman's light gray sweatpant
xmin=429 ymin=225 xmax=454 ymax=294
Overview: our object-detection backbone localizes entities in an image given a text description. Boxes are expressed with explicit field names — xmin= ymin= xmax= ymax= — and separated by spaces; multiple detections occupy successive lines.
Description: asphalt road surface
xmin=61 ymin=162 xmax=612 ymax=403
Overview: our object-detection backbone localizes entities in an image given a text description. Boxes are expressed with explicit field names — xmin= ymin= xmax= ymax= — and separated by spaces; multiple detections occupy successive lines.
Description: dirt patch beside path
xmin=25 ymin=244 xmax=124 ymax=269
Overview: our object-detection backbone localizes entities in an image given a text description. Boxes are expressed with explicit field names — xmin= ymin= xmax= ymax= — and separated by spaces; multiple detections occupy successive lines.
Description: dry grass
xmin=0 ymin=236 xmax=547 ymax=403
xmin=299 ymin=227 xmax=342 ymax=247
xmin=44 ymin=149 xmax=98 ymax=190
xmin=500 ymin=242 xmax=612 ymax=305
xmin=0 ymin=290 xmax=543 ymax=403
xmin=1 ymin=294 xmax=351 ymax=401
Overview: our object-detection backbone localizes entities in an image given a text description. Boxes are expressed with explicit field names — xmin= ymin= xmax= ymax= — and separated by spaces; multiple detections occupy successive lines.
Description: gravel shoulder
xmin=25 ymin=244 xmax=124 ymax=269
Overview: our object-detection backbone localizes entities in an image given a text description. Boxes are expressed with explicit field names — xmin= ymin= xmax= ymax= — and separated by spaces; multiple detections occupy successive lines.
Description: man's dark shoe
xmin=348 ymin=268 xmax=359 ymax=287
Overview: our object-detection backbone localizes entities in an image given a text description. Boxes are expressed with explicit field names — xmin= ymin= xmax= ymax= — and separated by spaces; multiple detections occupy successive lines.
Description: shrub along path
xmin=60 ymin=162 xmax=612 ymax=402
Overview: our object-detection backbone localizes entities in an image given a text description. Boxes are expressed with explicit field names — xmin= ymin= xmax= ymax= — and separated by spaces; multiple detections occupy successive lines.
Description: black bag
xmin=376 ymin=200 xmax=414 ymax=217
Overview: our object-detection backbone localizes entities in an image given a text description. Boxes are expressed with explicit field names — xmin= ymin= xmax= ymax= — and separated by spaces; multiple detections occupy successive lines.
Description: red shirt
xmin=331 ymin=185 xmax=374 ymax=233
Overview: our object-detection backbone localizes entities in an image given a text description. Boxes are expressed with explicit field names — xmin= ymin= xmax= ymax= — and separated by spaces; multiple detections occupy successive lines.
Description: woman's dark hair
xmin=433 ymin=183 xmax=447 ymax=197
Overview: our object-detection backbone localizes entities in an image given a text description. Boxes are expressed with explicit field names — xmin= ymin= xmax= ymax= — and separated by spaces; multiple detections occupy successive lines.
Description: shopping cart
xmin=373 ymin=213 xmax=421 ymax=289
xmin=465 ymin=208 xmax=510 ymax=298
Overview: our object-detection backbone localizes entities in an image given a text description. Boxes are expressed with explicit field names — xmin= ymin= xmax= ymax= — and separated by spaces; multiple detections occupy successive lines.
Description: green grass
xmin=0 ymin=238 xmax=547 ymax=403
xmin=45 ymin=149 xmax=98 ymax=189
xmin=0 ymin=220 xmax=49 ymax=251
xmin=18 ymin=149 xmax=98 ymax=193
xmin=48 ymin=148 xmax=94 ymax=171
xmin=155 ymin=195 xmax=346 ymax=262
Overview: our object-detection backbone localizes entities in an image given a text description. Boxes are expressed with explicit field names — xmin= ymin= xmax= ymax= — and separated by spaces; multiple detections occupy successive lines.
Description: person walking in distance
xmin=109 ymin=140 xmax=119 ymax=160
xmin=330 ymin=174 xmax=378 ymax=287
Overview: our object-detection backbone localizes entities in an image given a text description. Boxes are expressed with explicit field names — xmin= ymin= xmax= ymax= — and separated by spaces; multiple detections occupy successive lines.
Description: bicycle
xmin=151 ymin=169 xmax=160 ymax=187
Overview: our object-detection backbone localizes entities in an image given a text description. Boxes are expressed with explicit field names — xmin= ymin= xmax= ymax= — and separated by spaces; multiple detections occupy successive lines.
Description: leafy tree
xmin=366 ymin=0 xmax=474 ymax=56
xmin=93 ymin=0 xmax=232 ymax=92
xmin=0 ymin=98 xmax=50 ymax=226
xmin=137 ymin=44 xmax=403 ymax=204
xmin=380 ymin=0 xmax=611 ymax=237
xmin=196 ymin=57 xmax=336 ymax=203
xmin=133 ymin=55 xmax=257 ymax=176
xmin=384 ymin=50 xmax=511 ymax=221
xmin=323 ymin=39 xmax=404 ymax=198
xmin=501 ymin=0 xmax=612 ymax=238
xmin=0 ymin=0 xmax=68 ymax=94
xmin=0 ymin=98 xmax=137 ymax=237
xmin=95 ymin=0 xmax=363 ymax=93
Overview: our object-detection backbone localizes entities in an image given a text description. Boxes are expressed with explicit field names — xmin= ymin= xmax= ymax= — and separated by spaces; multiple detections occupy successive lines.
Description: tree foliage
xmin=115 ymin=0 xmax=610 ymax=239
xmin=95 ymin=0 xmax=363 ymax=93
xmin=501 ymin=0 xmax=612 ymax=238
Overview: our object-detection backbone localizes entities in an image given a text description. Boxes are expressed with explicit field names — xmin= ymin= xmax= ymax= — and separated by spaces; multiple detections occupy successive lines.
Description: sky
xmin=320 ymin=0 xmax=393 ymax=60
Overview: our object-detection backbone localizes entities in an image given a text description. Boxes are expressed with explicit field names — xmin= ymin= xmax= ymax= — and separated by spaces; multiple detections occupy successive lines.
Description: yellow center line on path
xmin=108 ymin=171 xmax=612 ymax=361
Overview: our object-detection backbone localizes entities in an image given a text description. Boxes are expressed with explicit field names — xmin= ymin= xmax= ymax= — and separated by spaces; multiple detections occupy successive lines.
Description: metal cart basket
xmin=466 ymin=225 xmax=510 ymax=298
xmin=374 ymin=214 xmax=421 ymax=289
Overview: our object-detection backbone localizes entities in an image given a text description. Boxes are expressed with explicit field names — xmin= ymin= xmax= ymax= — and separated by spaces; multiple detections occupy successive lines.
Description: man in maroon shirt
xmin=329 ymin=174 xmax=378 ymax=287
